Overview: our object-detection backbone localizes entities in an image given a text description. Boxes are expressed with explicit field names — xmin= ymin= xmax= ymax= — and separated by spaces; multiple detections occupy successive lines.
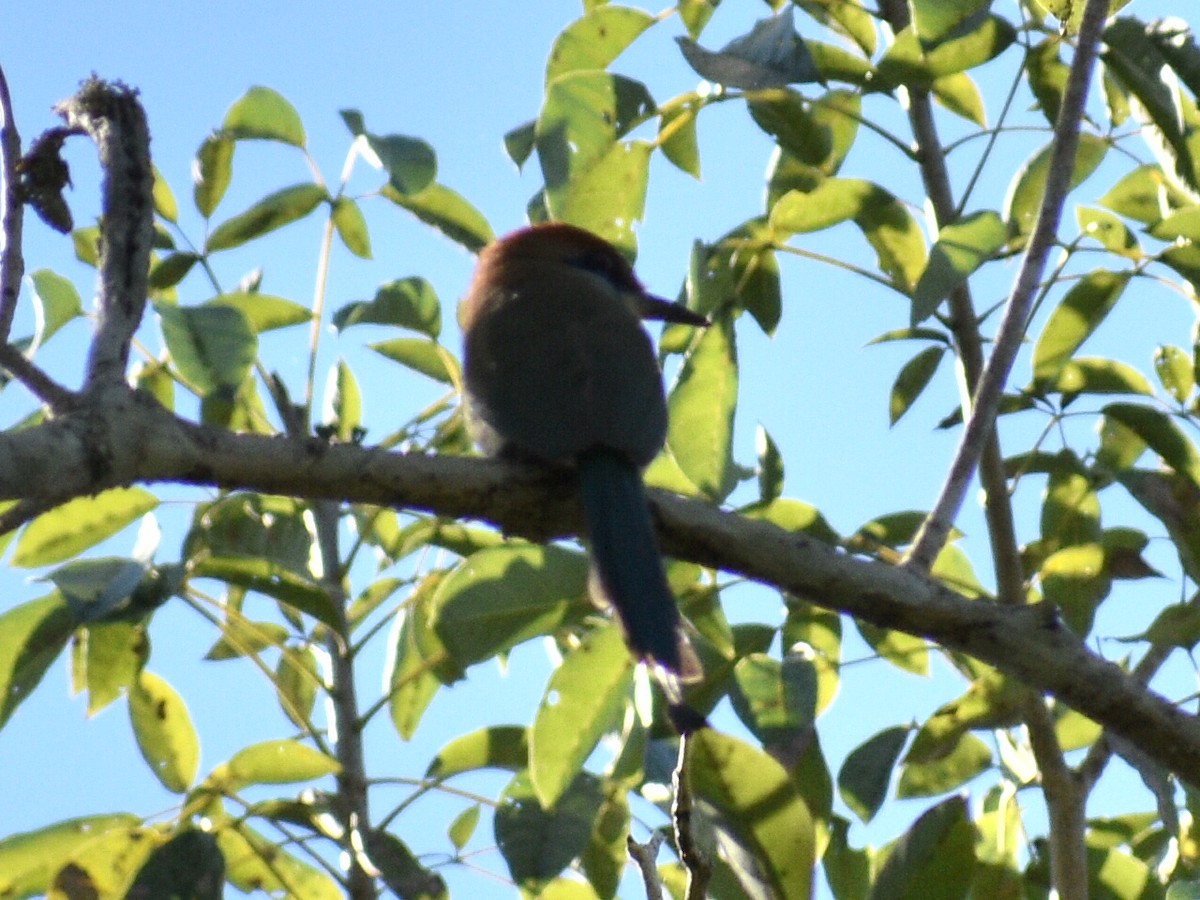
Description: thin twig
xmin=55 ymin=78 xmax=154 ymax=388
xmin=0 ymin=344 xmax=74 ymax=410
xmin=627 ymin=833 xmax=665 ymax=900
xmin=903 ymin=0 xmax=1111 ymax=571
xmin=0 ymin=65 xmax=23 ymax=344
xmin=672 ymin=733 xmax=711 ymax=900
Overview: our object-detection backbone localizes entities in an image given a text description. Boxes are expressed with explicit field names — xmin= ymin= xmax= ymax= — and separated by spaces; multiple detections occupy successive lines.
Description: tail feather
xmin=578 ymin=448 xmax=683 ymax=673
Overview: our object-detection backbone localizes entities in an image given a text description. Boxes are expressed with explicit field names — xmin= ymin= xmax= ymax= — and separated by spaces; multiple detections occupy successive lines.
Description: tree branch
xmin=904 ymin=0 xmax=1110 ymax=570
xmin=3 ymin=390 xmax=1200 ymax=786
xmin=54 ymin=78 xmax=153 ymax=389
xmin=0 ymin=65 xmax=23 ymax=345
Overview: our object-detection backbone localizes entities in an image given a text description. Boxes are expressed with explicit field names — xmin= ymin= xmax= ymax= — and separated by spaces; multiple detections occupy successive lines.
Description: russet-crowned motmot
xmin=461 ymin=223 xmax=707 ymax=677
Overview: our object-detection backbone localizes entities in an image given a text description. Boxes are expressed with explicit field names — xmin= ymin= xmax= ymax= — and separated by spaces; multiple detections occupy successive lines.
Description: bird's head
xmin=461 ymin=223 xmax=709 ymax=331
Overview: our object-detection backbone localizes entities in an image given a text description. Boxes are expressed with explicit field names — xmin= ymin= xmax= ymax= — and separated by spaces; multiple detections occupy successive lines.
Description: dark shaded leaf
xmin=677 ymin=7 xmax=822 ymax=89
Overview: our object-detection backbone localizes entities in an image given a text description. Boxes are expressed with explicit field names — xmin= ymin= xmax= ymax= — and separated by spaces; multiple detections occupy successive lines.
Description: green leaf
xmin=730 ymin=652 xmax=817 ymax=742
xmin=690 ymin=729 xmax=815 ymax=900
xmin=503 ymin=120 xmax=537 ymax=169
xmin=430 ymin=545 xmax=589 ymax=670
xmin=151 ymin=163 xmax=179 ymax=223
xmin=1103 ymin=17 xmax=1199 ymax=197
xmin=129 ymin=669 xmax=199 ymax=793
xmin=448 ymin=806 xmax=480 ymax=852
xmin=46 ymin=556 xmax=147 ymax=623
xmin=13 ymin=487 xmax=159 ymax=568
xmin=838 ymin=726 xmax=908 ymax=823
xmin=659 ymin=100 xmax=702 ymax=179
xmin=1150 ymin=208 xmax=1200 ymax=245
xmin=383 ymin=181 xmax=494 ymax=253
xmin=365 ymin=133 xmax=438 ymax=195
xmin=222 ymin=86 xmax=306 ymax=147
xmin=128 ymin=830 xmax=224 ymax=900
xmin=1118 ymin=468 xmax=1200 ymax=580
xmin=537 ymin=69 xmax=654 ymax=248
xmin=748 ymin=89 xmax=832 ymax=165
xmin=0 ymin=814 xmax=141 ymax=896
xmin=911 ymin=211 xmax=1005 ymax=323
xmin=1105 ymin=402 xmax=1200 ymax=487
xmin=756 ymin=425 xmax=784 ymax=503
xmin=495 ymin=771 xmax=603 ymax=892
xmin=276 ymin=645 xmax=320 ymax=730
xmin=1098 ymin=164 xmax=1190 ymax=224
xmin=876 ymin=15 xmax=1016 ymax=89
xmin=676 ymin=8 xmax=822 ymax=89
xmin=545 ymin=5 xmax=654 ymax=82
xmin=1076 ymin=207 xmax=1140 ymax=258
xmin=872 ymin=796 xmax=975 ymax=899
xmin=217 ymin=822 xmax=341 ymax=898
xmin=556 ymin=138 xmax=654 ymax=255
xmin=185 ymin=493 xmax=313 ymax=572
xmin=1155 ymin=344 xmax=1194 ymax=403
xmin=0 ymin=595 xmax=74 ymax=731
xmin=1028 ymin=36 xmax=1070 ymax=125
xmin=364 ymin=830 xmax=449 ymax=900
xmin=857 ymin=620 xmax=930 ymax=675
xmin=334 ymin=276 xmax=441 ymax=337
xmin=667 ymin=316 xmax=738 ymax=501
xmin=205 ymin=183 xmax=328 ymax=253
xmin=384 ymin=576 xmax=447 ymax=740
xmin=426 ymin=726 xmax=530 ymax=778
xmin=581 ymin=787 xmax=629 ymax=899
xmin=157 ymin=301 xmax=258 ymax=395
xmin=331 ymin=196 xmax=372 ymax=259
xmin=1032 ymin=270 xmax=1130 ymax=381
xmin=909 ymin=0 xmax=990 ymax=47
xmin=770 ymin=178 xmax=872 ymax=235
xmin=149 ymin=252 xmax=200 ymax=290
xmin=29 ymin=269 xmax=83 ymax=348
xmin=931 ymin=72 xmax=986 ymax=126
xmin=530 ymin=624 xmax=633 ymax=808
xmin=323 ymin=359 xmax=362 ymax=443
xmin=1043 ymin=358 xmax=1154 ymax=399
xmin=898 ymin=732 xmax=993 ymax=797
xmin=193 ymin=133 xmax=234 ymax=218
xmin=78 ymin=620 xmax=147 ymax=715
xmin=209 ymin=292 xmax=311 ymax=333
xmin=1003 ymin=133 xmax=1108 ymax=238
xmin=369 ymin=337 xmax=457 ymax=385
xmin=684 ymin=221 xmax=781 ymax=334
xmin=890 ymin=346 xmax=946 ymax=424
xmin=224 ymin=739 xmax=340 ymax=789
xmin=191 ymin=556 xmax=341 ymax=632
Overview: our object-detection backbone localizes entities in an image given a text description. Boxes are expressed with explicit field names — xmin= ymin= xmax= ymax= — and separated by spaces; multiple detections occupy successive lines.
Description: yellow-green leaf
xmin=530 ymin=624 xmax=633 ymax=808
xmin=13 ymin=488 xmax=158 ymax=568
xmin=129 ymin=670 xmax=199 ymax=793
xmin=690 ymin=730 xmax=814 ymax=900
xmin=222 ymin=85 xmax=306 ymax=148
xmin=225 ymin=739 xmax=340 ymax=789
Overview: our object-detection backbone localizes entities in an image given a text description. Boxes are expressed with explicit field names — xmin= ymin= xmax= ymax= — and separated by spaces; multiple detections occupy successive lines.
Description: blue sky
xmin=2 ymin=0 xmax=1198 ymax=896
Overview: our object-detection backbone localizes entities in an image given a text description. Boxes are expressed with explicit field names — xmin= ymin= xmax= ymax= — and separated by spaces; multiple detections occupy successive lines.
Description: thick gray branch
xmin=55 ymin=78 xmax=153 ymax=388
xmin=2 ymin=391 xmax=1199 ymax=786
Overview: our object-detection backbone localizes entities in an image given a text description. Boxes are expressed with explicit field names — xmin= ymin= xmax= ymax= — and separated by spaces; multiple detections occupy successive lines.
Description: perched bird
xmin=460 ymin=223 xmax=707 ymax=679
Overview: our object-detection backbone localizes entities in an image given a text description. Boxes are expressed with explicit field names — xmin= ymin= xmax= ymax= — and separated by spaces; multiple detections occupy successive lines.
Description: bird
xmin=460 ymin=222 xmax=708 ymax=682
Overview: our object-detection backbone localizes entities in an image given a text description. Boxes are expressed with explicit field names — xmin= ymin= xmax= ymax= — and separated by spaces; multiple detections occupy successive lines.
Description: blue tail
xmin=578 ymin=448 xmax=682 ymax=673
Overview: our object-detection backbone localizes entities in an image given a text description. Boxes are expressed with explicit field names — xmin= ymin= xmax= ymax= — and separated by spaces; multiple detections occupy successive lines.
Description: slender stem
xmin=902 ymin=0 xmax=1110 ymax=572
xmin=303 ymin=209 xmax=337 ymax=418
xmin=314 ymin=499 xmax=376 ymax=899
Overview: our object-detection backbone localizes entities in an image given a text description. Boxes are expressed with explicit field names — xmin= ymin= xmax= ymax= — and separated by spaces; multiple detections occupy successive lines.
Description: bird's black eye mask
xmin=570 ymin=248 xmax=636 ymax=291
